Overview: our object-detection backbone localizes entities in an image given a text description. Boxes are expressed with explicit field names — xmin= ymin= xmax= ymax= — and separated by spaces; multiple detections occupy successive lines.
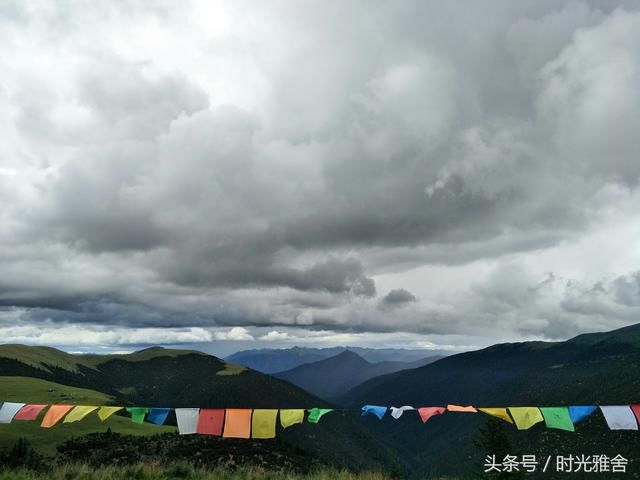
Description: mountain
xmin=274 ymin=351 xmax=443 ymax=401
xmin=341 ymin=323 xmax=640 ymax=478
xmin=226 ymin=346 xmax=449 ymax=374
xmin=0 ymin=344 xmax=396 ymax=472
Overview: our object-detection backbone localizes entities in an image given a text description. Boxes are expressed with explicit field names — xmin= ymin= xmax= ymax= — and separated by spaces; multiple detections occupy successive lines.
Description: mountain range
xmin=4 ymin=322 xmax=640 ymax=477
xmin=0 ymin=345 xmax=395 ymax=472
xmin=340 ymin=323 xmax=640 ymax=477
xmin=225 ymin=346 xmax=449 ymax=374
xmin=273 ymin=350 xmax=443 ymax=401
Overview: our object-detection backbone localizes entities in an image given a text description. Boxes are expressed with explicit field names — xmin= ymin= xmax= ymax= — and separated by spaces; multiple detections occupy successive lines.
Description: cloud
xmin=0 ymin=1 xmax=639 ymax=351
xmin=382 ymin=288 xmax=417 ymax=305
xmin=213 ymin=327 xmax=255 ymax=341
xmin=259 ymin=331 xmax=291 ymax=341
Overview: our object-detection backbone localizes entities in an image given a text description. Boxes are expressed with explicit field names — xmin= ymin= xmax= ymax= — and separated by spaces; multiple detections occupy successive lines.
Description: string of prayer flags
xmin=175 ymin=408 xmax=200 ymax=435
xmin=13 ymin=404 xmax=47 ymax=421
xmin=63 ymin=406 xmax=98 ymax=424
xmin=280 ymin=409 xmax=305 ymax=429
xmin=97 ymin=406 xmax=123 ymax=421
xmin=361 ymin=405 xmax=387 ymax=419
xmin=447 ymin=405 xmax=477 ymax=413
xmin=418 ymin=407 xmax=445 ymax=423
xmin=508 ymin=407 xmax=544 ymax=430
xmin=307 ymin=408 xmax=333 ymax=424
xmin=41 ymin=404 xmax=74 ymax=428
xmin=478 ymin=408 xmax=513 ymax=424
xmin=540 ymin=407 xmax=575 ymax=432
xmin=0 ymin=403 xmax=26 ymax=424
xmin=223 ymin=409 xmax=252 ymax=438
xmin=568 ymin=406 xmax=597 ymax=424
xmin=126 ymin=407 xmax=148 ymax=425
xmin=147 ymin=408 xmax=172 ymax=426
xmin=390 ymin=406 xmax=415 ymax=419
xmin=252 ymin=409 xmax=278 ymax=439
xmin=197 ymin=409 xmax=225 ymax=436
xmin=600 ymin=406 xmax=638 ymax=430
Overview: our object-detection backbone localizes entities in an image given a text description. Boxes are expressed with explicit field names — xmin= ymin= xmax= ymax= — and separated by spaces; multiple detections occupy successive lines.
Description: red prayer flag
xmin=418 ymin=407 xmax=446 ymax=423
xmin=14 ymin=404 xmax=48 ymax=421
xmin=197 ymin=409 xmax=225 ymax=436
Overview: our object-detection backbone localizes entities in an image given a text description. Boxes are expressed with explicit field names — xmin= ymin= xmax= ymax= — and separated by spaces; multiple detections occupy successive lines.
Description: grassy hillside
xmin=0 ymin=377 xmax=173 ymax=454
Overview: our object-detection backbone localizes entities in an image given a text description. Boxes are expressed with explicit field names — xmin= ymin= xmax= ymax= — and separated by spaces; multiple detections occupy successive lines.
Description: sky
xmin=1 ymin=0 xmax=640 ymax=357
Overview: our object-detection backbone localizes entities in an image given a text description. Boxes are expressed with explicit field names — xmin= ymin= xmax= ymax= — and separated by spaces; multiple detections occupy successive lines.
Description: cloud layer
xmin=1 ymin=1 xmax=640 ymax=353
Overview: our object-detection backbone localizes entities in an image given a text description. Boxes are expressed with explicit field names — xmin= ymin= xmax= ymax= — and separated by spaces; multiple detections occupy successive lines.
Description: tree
xmin=473 ymin=419 xmax=524 ymax=479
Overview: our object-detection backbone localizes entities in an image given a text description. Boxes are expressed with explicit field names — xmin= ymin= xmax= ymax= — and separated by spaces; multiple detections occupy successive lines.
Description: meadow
xmin=0 ymin=464 xmax=399 ymax=480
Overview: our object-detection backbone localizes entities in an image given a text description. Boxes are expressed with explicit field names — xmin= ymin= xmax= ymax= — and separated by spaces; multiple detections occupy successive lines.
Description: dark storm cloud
xmin=382 ymin=289 xmax=417 ymax=305
xmin=1 ymin=0 xmax=640 ymax=347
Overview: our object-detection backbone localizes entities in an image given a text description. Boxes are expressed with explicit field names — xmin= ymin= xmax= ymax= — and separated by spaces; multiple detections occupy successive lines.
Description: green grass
xmin=0 ymin=346 xmax=92 ymax=373
xmin=0 ymin=464 xmax=397 ymax=480
xmin=216 ymin=362 xmax=247 ymax=376
xmin=0 ymin=345 xmax=207 ymax=373
xmin=0 ymin=377 xmax=113 ymax=404
xmin=0 ymin=377 xmax=174 ymax=455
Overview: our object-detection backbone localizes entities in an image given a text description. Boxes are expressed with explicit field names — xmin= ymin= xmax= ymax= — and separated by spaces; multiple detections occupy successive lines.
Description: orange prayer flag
xmin=222 ymin=409 xmax=252 ymax=439
xmin=447 ymin=404 xmax=477 ymax=413
xmin=41 ymin=404 xmax=74 ymax=428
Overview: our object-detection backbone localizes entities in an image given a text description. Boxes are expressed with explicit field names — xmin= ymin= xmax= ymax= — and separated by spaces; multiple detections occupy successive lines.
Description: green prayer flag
xmin=307 ymin=408 xmax=333 ymax=424
xmin=126 ymin=407 xmax=148 ymax=424
xmin=540 ymin=407 xmax=575 ymax=432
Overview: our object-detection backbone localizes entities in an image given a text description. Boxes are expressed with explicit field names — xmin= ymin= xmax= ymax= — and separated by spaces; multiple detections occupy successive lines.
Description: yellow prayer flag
xmin=508 ymin=407 xmax=544 ymax=430
xmin=478 ymin=408 xmax=513 ymax=424
xmin=280 ymin=409 xmax=304 ymax=429
xmin=252 ymin=409 xmax=278 ymax=439
xmin=97 ymin=406 xmax=123 ymax=421
xmin=63 ymin=406 xmax=98 ymax=423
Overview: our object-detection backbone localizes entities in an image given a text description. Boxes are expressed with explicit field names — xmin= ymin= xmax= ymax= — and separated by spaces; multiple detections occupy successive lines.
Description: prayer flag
xmin=13 ymin=404 xmax=47 ymax=421
xmin=447 ymin=405 xmax=477 ymax=412
xmin=600 ymin=406 xmax=638 ymax=430
xmin=252 ymin=409 xmax=278 ymax=439
xmin=280 ymin=409 xmax=304 ymax=429
xmin=0 ymin=403 xmax=26 ymax=424
xmin=361 ymin=405 xmax=387 ymax=419
xmin=568 ymin=406 xmax=597 ymax=424
xmin=390 ymin=406 xmax=415 ymax=419
xmin=540 ymin=407 xmax=575 ymax=432
xmin=197 ymin=409 xmax=225 ymax=436
xmin=223 ymin=409 xmax=252 ymax=438
xmin=63 ymin=406 xmax=98 ymax=423
xmin=126 ymin=407 xmax=148 ymax=424
xmin=148 ymin=408 xmax=172 ymax=425
xmin=630 ymin=405 xmax=640 ymax=425
xmin=417 ymin=407 xmax=445 ymax=423
xmin=478 ymin=408 xmax=513 ymax=424
xmin=175 ymin=408 xmax=200 ymax=434
xmin=97 ymin=406 xmax=123 ymax=421
xmin=41 ymin=404 xmax=74 ymax=428
xmin=508 ymin=407 xmax=544 ymax=430
xmin=307 ymin=408 xmax=333 ymax=424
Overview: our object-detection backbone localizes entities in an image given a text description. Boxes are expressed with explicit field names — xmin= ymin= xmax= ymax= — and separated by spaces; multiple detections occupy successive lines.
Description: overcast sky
xmin=1 ymin=0 xmax=639 ymax=357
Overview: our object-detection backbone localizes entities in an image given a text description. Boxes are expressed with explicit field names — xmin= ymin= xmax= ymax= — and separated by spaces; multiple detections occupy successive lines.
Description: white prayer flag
xmin=175 ymin=408 xmax=200 ymax=435
xmin=390 ymin=406 xmax=415 ymax=419
xmin=600 ymin=406 xmax=638 ymax=430
xmin=0 ymin=402 xmax=26 ymax=424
